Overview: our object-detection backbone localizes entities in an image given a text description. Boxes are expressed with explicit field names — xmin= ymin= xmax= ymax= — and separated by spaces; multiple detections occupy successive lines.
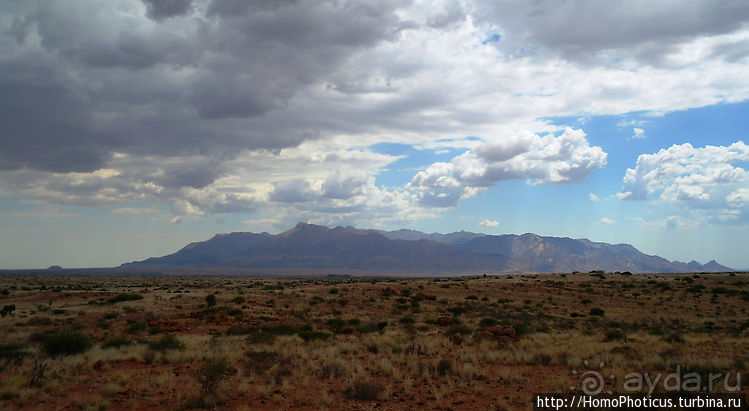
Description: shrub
xmin=478 ymin=318 xmax=498 ymax=328
xmin=126 ymin=321 xmax=147 ymax=333
xmin=446 ymin=325 xmax=473 ymax=336
xmin=436 ymin=359 xmax=453 ymax=376
xmin=260 ymin=323 xmax=300 ymax=336
xmin=246 ymin=331 xmax=276 ymax=345
xmin=326 ymin=318 xmax=347 ymax=334
xmin=106 ymin=294 xmax=143 ymax=304
xmin=40 ymin=329 xmax=92 ymax=357
xmin=345 ymin=378 xmax=383 ymax=401
xmin=262 ymin=285 xmax=284 ymax=291
xmin=446 ymin=306 xmax=467 ymax=316
xmin=232 ymin=296 xmax=246 ymax=304
xmin=664 ymin=333 xmax=685 ymax=343
xmin=194 ymin=358 xmax=231 ymax=395
xmin=605 ymin=329 xmax=627 ymax=342
xmin=227 ymin=325 xmax=254 ymax=336
xmin=398 ymin=316 xmax=415 ymax=325
xmin=101 ymin=337 xmax=133 ymax=349
xmin=298 ymin=331 xmax=331 ymax=342
xmin=0 ymin=305 xmax=16 ymax=317
xmin=0 ymin=343 xmax=33 ymax=363
xmin=148 ymin=334 xmax=184 ymax=351
xmin=205 ymin=294 xmax=217 ymax=307
xmin=589 ymin=308 xmax=605 ymax=316
xmin=355 ymin=322 xmax=382 ymax=334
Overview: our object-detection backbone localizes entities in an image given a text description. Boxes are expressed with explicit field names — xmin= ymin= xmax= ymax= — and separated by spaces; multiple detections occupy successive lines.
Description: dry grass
xmin=0 ymin=272 xmax=746 ymax=409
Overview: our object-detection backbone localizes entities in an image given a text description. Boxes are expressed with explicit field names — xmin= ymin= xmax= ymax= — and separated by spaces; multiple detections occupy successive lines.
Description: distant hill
xmin=122 ymin=222 xmax=734 ymax=274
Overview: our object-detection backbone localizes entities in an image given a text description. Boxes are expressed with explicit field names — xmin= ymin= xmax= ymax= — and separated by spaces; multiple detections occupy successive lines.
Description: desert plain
xmin=0 ymin=270 xmax=747 ymax=410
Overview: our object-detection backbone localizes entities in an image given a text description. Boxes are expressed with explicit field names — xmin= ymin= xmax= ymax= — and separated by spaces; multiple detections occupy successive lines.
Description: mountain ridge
xmin=122 ymin=222 xmax=734 ymax=274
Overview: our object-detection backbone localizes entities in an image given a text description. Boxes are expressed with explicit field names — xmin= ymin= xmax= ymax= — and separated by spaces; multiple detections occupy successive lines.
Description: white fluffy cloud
xmin=479 ymin=219 xmax=499 ymax=227
xmin=408 ymin=128 xmax=607 ymax=207
xmin=631 ymin=128 xmax=646 ymax=139
xmin=620 ymin=141 xmax=749 ymax=223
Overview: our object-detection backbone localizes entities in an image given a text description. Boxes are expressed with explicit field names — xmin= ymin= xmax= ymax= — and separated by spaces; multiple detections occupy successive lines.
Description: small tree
xmin=194 ymin=358 xmax=231 ymax=406
xmin=205 ymin=294 xmax=217 ymax=307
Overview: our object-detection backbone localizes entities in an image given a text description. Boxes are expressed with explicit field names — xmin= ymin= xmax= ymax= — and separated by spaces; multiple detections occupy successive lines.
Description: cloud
xmin=597 ymin=217 xmax=616 ymax=224
xmin=589 ymin=193 xmax=600 ymax=201
xmin=479 ymin=219 xmax=499 ymax=227
xmin=142 ymin=0 xmax=192 ymax=21
xmin=408 ymin=128 xmax=607 ymax=207
xmin=111 ymin=207 xmax=158 ymax=214
xmin=620 ymin=141 xmax=749 ymax=223
xmin=470 ymin=1 xmax=749 ymax=65
xmin=2 ymin=0 xmax=749 ymax=227
xmin=630 ymin=128 xmax=647 ymax=139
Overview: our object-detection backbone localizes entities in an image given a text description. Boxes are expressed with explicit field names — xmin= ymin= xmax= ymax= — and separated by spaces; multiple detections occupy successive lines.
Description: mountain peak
xmin=123 ymin=223 xmax=733 ymax=274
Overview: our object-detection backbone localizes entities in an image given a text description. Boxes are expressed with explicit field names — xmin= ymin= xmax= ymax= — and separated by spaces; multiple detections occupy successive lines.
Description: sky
xmin=1 ymin=0 xmax=749 ymax=270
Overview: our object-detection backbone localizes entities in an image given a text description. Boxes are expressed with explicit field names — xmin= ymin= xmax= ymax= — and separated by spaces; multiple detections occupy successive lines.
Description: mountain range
xmin=122 ymin=222 xmax=734 ymax=274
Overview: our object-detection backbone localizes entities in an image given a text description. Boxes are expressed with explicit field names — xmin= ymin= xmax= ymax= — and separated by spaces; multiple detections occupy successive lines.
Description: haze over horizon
xmin=1 ymin=1 xmax=749 ymax=270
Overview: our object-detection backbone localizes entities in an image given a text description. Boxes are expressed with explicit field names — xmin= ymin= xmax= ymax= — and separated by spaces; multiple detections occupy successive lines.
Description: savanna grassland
xmin=0 ymin=271 xmax=747 ymax=410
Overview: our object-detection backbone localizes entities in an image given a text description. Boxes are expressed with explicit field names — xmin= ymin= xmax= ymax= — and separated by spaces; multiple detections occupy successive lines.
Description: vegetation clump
xmin=345 ymin=378 xmax=384 ymax=401
xmin=40 ymin=329 xmax=92 ymax=357
xmin=106 ymin=293 xmax=143 ymax=304
xmin=148 ymin=334 xmax=185 ymax=351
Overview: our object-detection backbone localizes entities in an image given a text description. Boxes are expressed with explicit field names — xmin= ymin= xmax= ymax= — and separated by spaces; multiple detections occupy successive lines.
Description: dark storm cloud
xmin=0 ymin=57 xmax=106 ymax=172
xmin=142 ymin=0 xmax=192 ymax=21
xmin=0 ymin=0 xmax=412 ymax=179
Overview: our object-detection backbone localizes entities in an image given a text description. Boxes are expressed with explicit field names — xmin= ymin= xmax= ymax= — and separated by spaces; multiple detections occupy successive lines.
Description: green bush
xmin=0 ymin=343 xmax=33 ymax=362
xmin=446 ymin=325 xmax=473 ymax=336
xmin=205 ymin=294 xmax=217 ymax=307
xmin=106 ymin=294 xmax=143 ymax=304
xmin=126 ymin=321 xmax=147 ymax=333
xmin=589 ymin=308 xmax=605 ymax=316
xmin=227 ymin=325 xmax=254 ymax=336
xmin=446 ymin=306 xmax=467 ymax=316
xmin=246 ymin=331 xmax=276 ymax=345
xmin=149 ymin=334 xmax=185 ymax=351
xmin=345 ymin=378 xmax=383 ymax=401
xmin=101 ymin=337 xmax=133 ymax=349
xmin=40 ymin=329 xmax=92 ymax=357
xmin=478 ymin=318 xmax=498 ymax=328
xmin=298 ymin=331 xmax=331 ymax=342
xmin=0 ymin=305 xmax=16 ymax=317
xmin=259 ymin=323 xmax=300 ymax=336
xmin=194 ymin=358 xmax=231 ymax=394
xmin=326 ymin=318 xmax=347 ymax=334
xmin=605 ymin=329 xmax=627 ymax=342
xmin=355 ymin=322 xmax=382 ymax=334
